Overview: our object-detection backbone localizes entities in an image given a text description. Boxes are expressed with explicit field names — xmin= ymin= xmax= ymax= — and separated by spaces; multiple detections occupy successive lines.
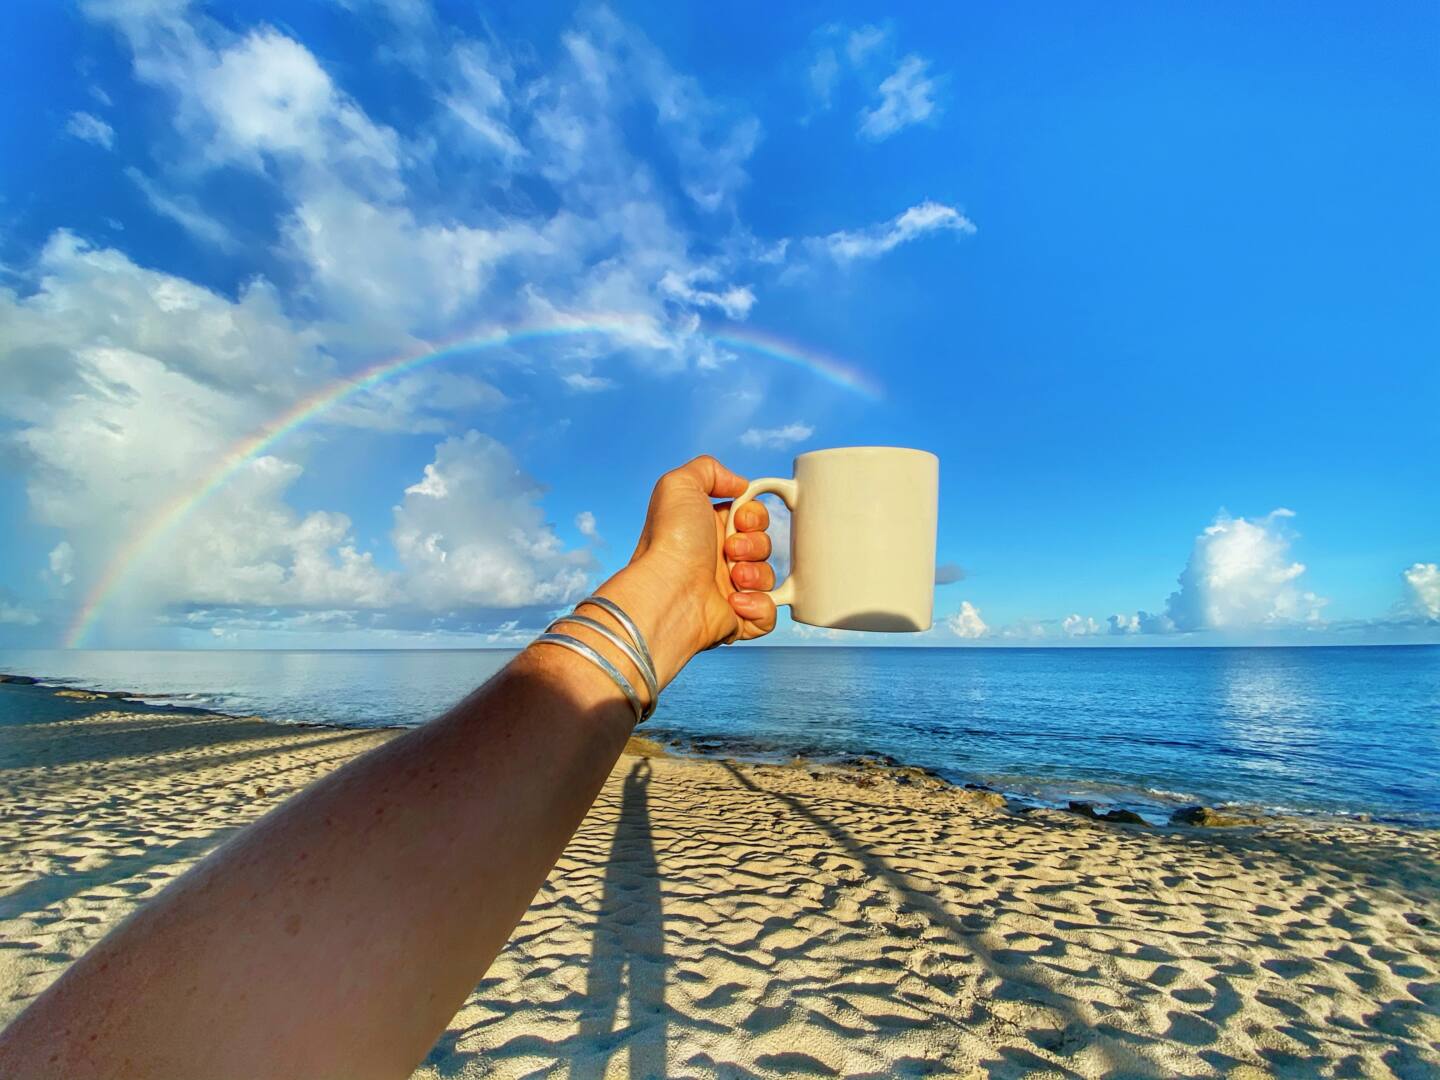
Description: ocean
xmin=3 ymin=645 xmax=1437 ymax=826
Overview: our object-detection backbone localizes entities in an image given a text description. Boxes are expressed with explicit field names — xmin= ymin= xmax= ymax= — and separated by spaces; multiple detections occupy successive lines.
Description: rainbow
xmin=63 ymin=318 xmax=881 ymax=647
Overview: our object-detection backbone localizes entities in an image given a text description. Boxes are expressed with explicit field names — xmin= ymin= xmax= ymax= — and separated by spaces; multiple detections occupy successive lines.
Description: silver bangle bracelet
xmin=578 ymin=595 xmax=657 ymax=692
xmin=533 ymin=633 xmax=645 ymax=726
xmin=548 ymin=613 xmax=658 ymax=720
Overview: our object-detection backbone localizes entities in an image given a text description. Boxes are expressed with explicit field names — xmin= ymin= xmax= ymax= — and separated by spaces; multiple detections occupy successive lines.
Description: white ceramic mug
xmin=726 ymin=446 xmax=939 ymax=632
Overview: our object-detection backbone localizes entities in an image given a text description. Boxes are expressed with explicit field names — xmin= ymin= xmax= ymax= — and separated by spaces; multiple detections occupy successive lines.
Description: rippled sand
xmin=2 ymin=681 xmax=1437 ymax=1077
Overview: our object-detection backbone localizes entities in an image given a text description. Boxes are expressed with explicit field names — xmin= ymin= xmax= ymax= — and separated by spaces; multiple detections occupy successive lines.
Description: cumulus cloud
xmin=1108 ymin=509 xmax=1326 ymax=635
xmin=65 ymin=110 xmax=115 ymax=149
xmin=934 ymin=562 xmax=966 ymax=585
xmin=814 ymin=200 xmax=975 ymax=263
xmin=1061 ymin=614 xmax=1102 ymax=637
xmin=575 ymin=510 xmax=600 ymax=541
xmin=740 ymin=422 xmax=814 ymax=449
xmin=393 ymin=432 xmax=592 ymax=610
xmin=946 ymin=600 xmax=988 ymax=639
xmin=1163 ymin=510 xmax=1324 ymax=630
xmin=858 ymin=55 xmax=941 ymax=141
xmin=1405 ymin=562 xmax=1440 ymax=619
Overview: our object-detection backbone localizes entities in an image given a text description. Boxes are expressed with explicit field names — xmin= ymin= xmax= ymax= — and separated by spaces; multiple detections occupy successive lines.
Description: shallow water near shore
xmin=3 ymin=644 xmax=1438 ymax=825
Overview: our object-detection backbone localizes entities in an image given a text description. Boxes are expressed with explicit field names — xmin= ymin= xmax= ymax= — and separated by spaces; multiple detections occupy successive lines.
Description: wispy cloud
xmin=859 ymin=55 xmax=942 ymax=141
xmin=814 ymin=200 xmax=974 ymax=263
xmin=562 ymin=372 xmax=617 ymax=392
xmin=125 ymin=168 xmax=236 ymax=251
xmin=802 ymin=23 xmax=945 ymax=141
xmin=740 ymin=422 xmax=813 ymax=449
xmin=65 ymin=111 xmax=114 ymax=149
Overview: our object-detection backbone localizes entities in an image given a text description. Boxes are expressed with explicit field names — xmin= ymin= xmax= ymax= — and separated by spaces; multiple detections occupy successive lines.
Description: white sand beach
xmin=1 ymin=680 xmax=1437 ymax=1078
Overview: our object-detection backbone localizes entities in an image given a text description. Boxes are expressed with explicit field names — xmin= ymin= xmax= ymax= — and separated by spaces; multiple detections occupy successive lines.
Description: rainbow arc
xmin=64 ymin=319 xmax=882 ymax=647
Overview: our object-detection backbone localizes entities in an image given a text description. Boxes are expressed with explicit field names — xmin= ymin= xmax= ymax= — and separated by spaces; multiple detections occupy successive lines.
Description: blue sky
xmin=1 ymin=0 xmax=1436 ymax=648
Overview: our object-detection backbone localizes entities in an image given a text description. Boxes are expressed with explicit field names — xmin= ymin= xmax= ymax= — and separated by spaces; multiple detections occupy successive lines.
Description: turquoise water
xmin=3 ymin=645 xmax=1437 ymax=825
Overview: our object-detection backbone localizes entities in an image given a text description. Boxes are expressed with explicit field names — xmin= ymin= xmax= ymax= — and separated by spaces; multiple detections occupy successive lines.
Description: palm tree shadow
xmin=566 ymin=756 xmax=667 ymax=1080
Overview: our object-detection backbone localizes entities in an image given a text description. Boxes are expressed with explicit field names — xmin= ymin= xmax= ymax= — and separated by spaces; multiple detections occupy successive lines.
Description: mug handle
xmin=725 ymin=477 xmax=798 ymax=609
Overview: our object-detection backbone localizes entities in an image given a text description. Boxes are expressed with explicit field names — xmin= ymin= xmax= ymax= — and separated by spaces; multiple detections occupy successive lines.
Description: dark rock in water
xmin=1067 ymin=801 xmax=1147 ymax=825
xmin=1171 ymin=805 xmax=1261 ymax=827
xmin=1099 ymin=808 xmax=1147 ymax=825
xmin=0 ymin=674 xmax=39 ymax=685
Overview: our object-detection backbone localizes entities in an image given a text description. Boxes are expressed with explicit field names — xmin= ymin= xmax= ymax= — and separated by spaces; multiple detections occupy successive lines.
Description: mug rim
xmin=793 ymin=445 xmax=937 ymax=464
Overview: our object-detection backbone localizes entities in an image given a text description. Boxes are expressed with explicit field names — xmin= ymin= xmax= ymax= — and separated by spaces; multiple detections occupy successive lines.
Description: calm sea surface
xmin=3 ymin=646 xmax=1437 ymax=825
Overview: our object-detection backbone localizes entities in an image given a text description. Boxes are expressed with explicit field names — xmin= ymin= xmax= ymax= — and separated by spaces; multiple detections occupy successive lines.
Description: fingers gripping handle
xmin=726 ymin=477 xmax=798 ymax=609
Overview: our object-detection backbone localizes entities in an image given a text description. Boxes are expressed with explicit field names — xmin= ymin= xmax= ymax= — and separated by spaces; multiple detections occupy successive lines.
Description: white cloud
xmin=444 ymin=40 xmax=525 ymax=161
xmin=814 ymin=200 xmax=975 ymax=263
xmin=125 ymin=167 xmax=236 ymax=250
xmin=946 ymin=600 xmax=988 ymax=639
xmin=198 ymin=29 xmax=403 ymax=192
xmin=575 ymin=510 xmax=600 ymax=541
xmin=1405 ymin=562 xmax=1440 ymax=619
xmin=90 ymin=0 xmax=765 ymax=360
xmin=658 ymin=269 xmax=756 ymax=320
xmin=15 ymin=3 xmax=937 ymax=643
xmin=858 ymin=55 xmax=941 ymax=141
xmin=740 ymin=422 xmax=814 ymax=449
xmin=1107 ymin=613 xmax=1140 ymax=635
xmin=1109 ymin=509 xmax=1326 ymax=635
xmin=281 ymin=188 xmax=548 ymax=331
xmin=801 ymin=24 xmax=943 ymax=141
xmin=1061 ymin=614 xmax=1102 ymax=637
xmin=561 ymin=371 xmax=617 ymax=392
xmin=393 ymin=432 xmax=592 ymax=609
xmin=65 ymin=111 xmax=115 ymax=149
xmin=1163 ymin=509 xmax=1324 ymax=631
xmin=47 ymin=542 xmax=76 ymax=588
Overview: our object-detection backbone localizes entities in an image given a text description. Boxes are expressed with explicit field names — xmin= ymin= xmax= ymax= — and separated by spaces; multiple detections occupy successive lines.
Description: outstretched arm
xmin=0 ymin=456 xmax=778 ymax=1080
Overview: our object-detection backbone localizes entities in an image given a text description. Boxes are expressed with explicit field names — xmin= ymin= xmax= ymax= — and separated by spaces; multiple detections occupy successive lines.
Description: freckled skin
xmin=0 ymin=457 xmax=778 ymax=1080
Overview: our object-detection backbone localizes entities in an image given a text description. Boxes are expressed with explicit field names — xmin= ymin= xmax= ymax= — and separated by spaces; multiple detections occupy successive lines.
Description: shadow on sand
xmin=566 ymin=757 xmax=667 ymax=1079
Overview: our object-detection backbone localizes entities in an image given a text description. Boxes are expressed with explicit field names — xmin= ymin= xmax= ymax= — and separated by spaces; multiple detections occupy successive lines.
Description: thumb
xmin=671 ymin=454 xmax=747 ymax=499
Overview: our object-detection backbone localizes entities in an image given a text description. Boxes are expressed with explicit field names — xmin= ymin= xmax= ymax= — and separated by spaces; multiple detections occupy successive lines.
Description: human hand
xmin=595 ymin=455 xmax=778 ymax=688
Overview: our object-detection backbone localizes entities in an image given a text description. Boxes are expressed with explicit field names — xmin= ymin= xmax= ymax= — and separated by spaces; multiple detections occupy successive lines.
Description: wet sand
xmin=1 ymin=680 xmax=1437 ymax=1077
